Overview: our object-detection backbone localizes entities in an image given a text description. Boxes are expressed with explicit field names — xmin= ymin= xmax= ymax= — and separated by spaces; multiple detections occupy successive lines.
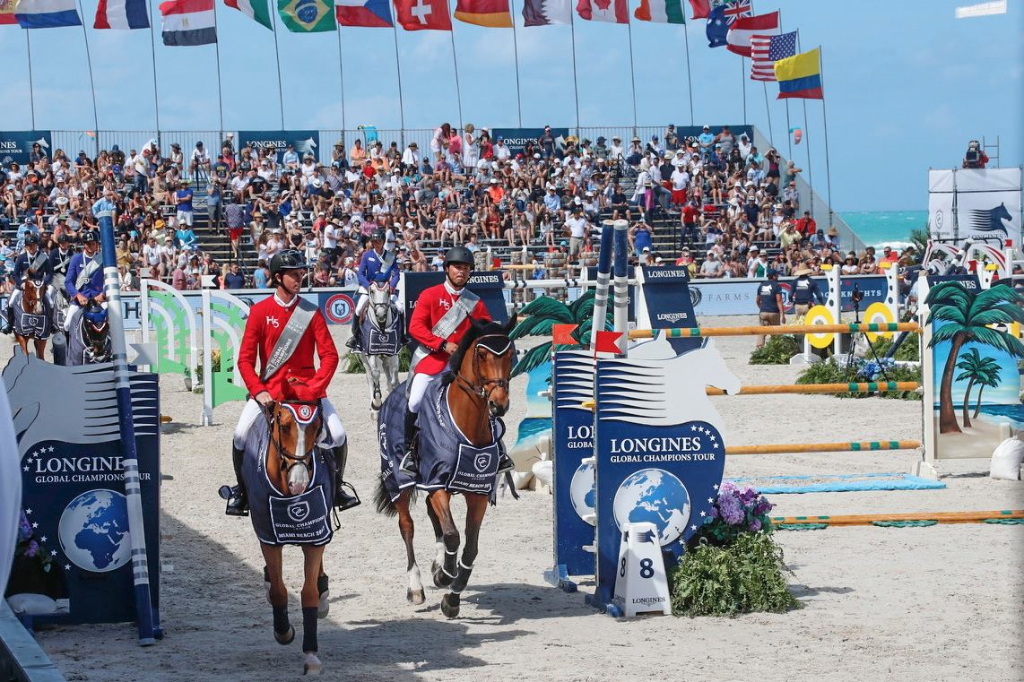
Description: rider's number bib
xmin=268 ymin=485 xmax=332 ymax=544
xmin=448 ymin=442 xmax=501 ymax=494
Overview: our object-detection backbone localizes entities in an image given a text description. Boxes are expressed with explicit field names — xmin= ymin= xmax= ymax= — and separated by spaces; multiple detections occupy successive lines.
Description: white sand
xmin=8 ymin=315 xmax=1023 ymax=681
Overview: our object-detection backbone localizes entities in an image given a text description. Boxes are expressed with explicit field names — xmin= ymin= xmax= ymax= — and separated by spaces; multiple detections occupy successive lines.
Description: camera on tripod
xmin=851 ymin=283 xmax=864 ymax=305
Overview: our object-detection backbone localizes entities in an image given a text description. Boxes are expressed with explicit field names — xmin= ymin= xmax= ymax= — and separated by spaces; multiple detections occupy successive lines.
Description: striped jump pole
xmin=773 ymin=510 xmax=1024 ymax=528
xmin=589 ymin=221 xmax=615 ymax=352
xmin=629 ymin=322 xmax=919 ymax=339
xmin=726 ymin=440 xmax=921 ymax=455
xmin=705 ymin=381 xmax=921 ymax=396
xmin=612 ymin=220 xmax=629 ymax=355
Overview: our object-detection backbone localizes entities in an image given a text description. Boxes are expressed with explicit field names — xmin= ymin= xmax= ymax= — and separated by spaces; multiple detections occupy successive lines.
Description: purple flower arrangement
xmin=698 ymin=481 xmax=776 ymax=546
xmin=16 ymin=510 xmax=53 ymax=572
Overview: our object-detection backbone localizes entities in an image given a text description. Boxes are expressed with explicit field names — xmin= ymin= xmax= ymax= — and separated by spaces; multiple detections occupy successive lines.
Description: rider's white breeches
xmin=232 ymin=397 xmax=346 ymax=450
xmin=408 ymin=372 xmax=440 ymax=414
xmin=355 ymin=292 xmax=369 ymax=317
xmin=64 ymin=301 xmax=108 ymax=331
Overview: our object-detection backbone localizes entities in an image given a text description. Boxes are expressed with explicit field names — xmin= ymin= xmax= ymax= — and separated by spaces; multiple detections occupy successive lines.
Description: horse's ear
xmin=504 ymin=314 xmax=518 ymax=334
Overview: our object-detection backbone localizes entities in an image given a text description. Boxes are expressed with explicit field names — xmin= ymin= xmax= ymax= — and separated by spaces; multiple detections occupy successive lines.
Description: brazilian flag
xmin=278 ymin=0 xmax=336 ymax=32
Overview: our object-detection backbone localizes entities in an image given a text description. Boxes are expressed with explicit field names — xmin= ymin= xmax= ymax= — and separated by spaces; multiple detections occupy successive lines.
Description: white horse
xmin=357 ymin=280 xmax=402 ymax=411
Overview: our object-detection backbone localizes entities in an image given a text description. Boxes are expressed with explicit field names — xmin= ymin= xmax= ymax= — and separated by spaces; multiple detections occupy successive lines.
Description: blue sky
xmin=0 ymin=0 xmax=1020 ymax=212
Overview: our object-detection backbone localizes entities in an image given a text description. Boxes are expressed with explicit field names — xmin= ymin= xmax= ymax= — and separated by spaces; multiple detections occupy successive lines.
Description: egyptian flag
xmin=160 ymin=0 xmax=217 ymax=45
xmin=95 ymin=0 xmax=150 ymax=28
xmin=454 ymin=0 xmax=512 ymax=27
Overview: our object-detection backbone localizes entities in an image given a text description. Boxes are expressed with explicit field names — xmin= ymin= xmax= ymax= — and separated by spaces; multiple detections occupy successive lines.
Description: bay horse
xmin=11 ymin=277 xmax=51 ymax=360
xmin=375 ymin=316 xmax=515 ymax=618
xmin=239 ymin=400 xmax=335 ymax=676
xmin=356 ymin=279 xmax=403 ymax=410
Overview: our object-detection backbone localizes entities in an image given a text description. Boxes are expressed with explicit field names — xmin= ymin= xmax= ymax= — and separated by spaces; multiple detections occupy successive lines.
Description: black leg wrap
xmin=317 ymin=574 xmax=329 ymax=597
xmin=301 ymin=607 xmax=319 ymax=653
xmin=450 ymin=561 xmax=474 ymax=595
xmin=272 ymin=605 xmax=290 ymax=634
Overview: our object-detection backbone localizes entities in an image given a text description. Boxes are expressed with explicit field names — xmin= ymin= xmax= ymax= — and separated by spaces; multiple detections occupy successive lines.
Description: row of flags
xmin=0 ymin=0 xmax=822 ymax=99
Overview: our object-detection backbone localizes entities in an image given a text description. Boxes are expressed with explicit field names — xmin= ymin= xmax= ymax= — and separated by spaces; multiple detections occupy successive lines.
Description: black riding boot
xmin=345 ymin=314 xmax=362 ymax=351
xmin=398 ymin=408 xmax=420 ymax=477
xmin=330 ymin=442 xmax=361 ymax=512
xmin=225 ymin=445 xmax=249 ymax=516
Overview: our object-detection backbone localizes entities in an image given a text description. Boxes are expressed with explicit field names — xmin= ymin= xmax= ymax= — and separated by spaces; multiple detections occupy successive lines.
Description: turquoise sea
xmin=841 ymin=210 xmax=928 ymax=250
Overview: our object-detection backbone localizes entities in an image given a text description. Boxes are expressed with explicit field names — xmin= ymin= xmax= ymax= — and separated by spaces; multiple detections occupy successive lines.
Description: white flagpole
xmin=76 ymin=0 xmax=100 ymax=153
xmin=25 ymin=31 xmax=36 ymax=130
xmin=335 ymin=26 xmax=346 ymax=134
xmin=740 ymin=56 xmax=746 ymax=125
xmin=625 ymin=15 xmax=638 ymax=129
xmin=391 ymin=23 xmax=406 ymax=144
xmin=509 ymin=0 xmax=523 ymax=126
xmin=269 ymin=3 xmax=287 ymax=128
xmin=212 ymin=0 xmax=225 ymax=135
xmin=682 ymin=20 xmax=693 ymax=125
xmin=449 ymin=9 xmax=464 ymax=129
xmin=147 ymin=2 xmax=161 ymax=135
xmin=795 ymin=30 xmax=813 ymax=217
xmin=568 ymin=9 xmax=581 ymax=128
xmin=818 ymin=46 xmax=833 ymax=228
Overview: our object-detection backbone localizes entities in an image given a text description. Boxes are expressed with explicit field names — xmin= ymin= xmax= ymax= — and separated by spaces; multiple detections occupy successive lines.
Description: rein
xmin=262 ymin=400 xmax=322 ymax=480
xmin=453 ymin=333 xmax=512 ymax=403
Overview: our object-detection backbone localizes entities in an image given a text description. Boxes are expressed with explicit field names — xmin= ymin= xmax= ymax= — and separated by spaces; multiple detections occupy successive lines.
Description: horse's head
xmin=448 ymin=315 xmax=517 ymax=418
xmin=995 ymin=202 xmax=1012 ymax=223
xmin=368 ymin=278 xmax=392 ymax=326
xmin=267 ymin=401 xmax=323 ymax=496
xmin=21 ymin=278 xmax=42 ymax=313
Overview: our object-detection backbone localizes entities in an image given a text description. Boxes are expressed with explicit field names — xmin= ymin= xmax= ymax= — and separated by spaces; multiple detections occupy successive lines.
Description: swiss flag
xmin=394 ymin=0 xmax=452 ymax=30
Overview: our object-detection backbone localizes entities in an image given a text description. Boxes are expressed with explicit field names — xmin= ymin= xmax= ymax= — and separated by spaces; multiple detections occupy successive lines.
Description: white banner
xmin=928 ymin=169 xmax=956 ymax=193
xmin=954 ymin=167 xmax=1021 ymax=193
xmin=956 ymin=190 xmax=1021 ymax=248
xmin=929 ymin=190 xmax=956 ymax=242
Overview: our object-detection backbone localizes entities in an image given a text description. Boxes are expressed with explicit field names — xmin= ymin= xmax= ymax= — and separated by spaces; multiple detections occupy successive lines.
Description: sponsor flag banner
xmin=725 ymin=10 xmax=777 ymax=57
xmin=335 ymin=0 xmax=392 ymax=26
xmin=490 ymin=126 xmax=569 ymax=156
xmin=15 ymin=0 xmax=82 ymax=28
xmin=224 ymin=0 xmax=273 ymax=28
xmin=160 ymin=0 xmax=217 ymax=44
xmin=634 ymin=0 xmax=685 ymax=24
xmin=0 ymin=0 xmax=17 ymax=24
xmin=775 ymin=46 xmax=823 ymax=99
xmin=401 ymin=272 xmax=508 ymax=335
xmin=278 ymin=0 xmax=335 ymax=30
xmin=635 ymin=266 xmax=700 ymax=356
xmin=750 ymin=30 xmax=795 ymax=81
xmin=237 ymin=130 xmax=319 ymax=164
xmin=522 ymin=0 xmax=569 ymax=25
xmin=95 ymin=0 xmax=150 ymax=28
xmin=0 ymin=131 xmax=53 ymax=165
xmin=394 ymin=0 xmax=451 ymax=30
xmin=575 ymin=0 xmax=627 ymax=23
xmin=454 ymin=0 xmax=511 ymax=27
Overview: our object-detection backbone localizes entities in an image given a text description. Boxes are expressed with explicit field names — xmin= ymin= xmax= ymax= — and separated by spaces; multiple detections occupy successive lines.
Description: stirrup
xmin=334 ymin=482 xmax=361 ymax=512
xmin=224 ymin=488 xmax=249 ymax=517
xmin=496 ymin=453 xmax=515 ymax=476
xmin=398 ymin=448 xmax=419 ymax=477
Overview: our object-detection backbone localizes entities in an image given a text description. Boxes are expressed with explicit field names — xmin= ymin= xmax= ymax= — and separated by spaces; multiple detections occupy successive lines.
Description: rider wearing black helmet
xmin=64 ymin=228 xmax=104 ymax=331
xmin=399 ymin=245 xmax=512 ymax=476
xmin=226 ymin=249 xmax=359 ymax=515
xmin=9 ymin=232 xmax=55 ymax=331
xmin=346 ymin=228 xmax=400 ymax=351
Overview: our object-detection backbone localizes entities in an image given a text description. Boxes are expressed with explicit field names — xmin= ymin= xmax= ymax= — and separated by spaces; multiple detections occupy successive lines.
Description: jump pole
xmin=629 ymin=322 xmax=919 ymax=339
xmin=705 ymin=381 xmax=921 ymax=395
xmin=611 ymin=220 xmax=629 ymax=355
xmin=726 ymin=440 xmax=921 ymax=455
xmin=588 ymin=221 xmax=615 ymax=351
xmin=773 ymin=510 xmax=1024 ymax=528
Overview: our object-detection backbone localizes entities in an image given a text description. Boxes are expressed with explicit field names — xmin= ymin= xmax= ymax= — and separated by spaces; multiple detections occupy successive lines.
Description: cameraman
xmin=962 ymin=140 xmax=989 ymax=169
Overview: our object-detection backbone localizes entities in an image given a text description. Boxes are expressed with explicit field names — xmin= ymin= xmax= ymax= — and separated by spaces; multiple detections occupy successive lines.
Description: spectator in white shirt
xmin=402 ymin=142 xmax=420 ymax=169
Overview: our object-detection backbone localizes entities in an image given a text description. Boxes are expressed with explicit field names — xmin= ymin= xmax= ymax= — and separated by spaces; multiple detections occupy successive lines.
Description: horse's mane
xmin=442 ymin=318 xmax=512 ymax=386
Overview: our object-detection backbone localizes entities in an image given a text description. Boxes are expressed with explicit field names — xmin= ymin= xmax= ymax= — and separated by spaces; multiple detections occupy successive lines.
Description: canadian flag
xmin=576 ymin=0 xmax=628 ymax=23
xmin=394 ymin=0 xmax=452 ymax=30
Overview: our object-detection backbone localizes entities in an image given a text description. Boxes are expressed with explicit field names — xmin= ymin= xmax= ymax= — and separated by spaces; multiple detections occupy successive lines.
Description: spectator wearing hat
xmin=698 ymin=125 xmax=715 ymax=153
xmin=826 ymin=225 xmax=840 ymax=249
xmin=841 ymin=252 xmax=859 ymax=275
xmin=755 ymin=269 xmax=785 ymax=348
xmin=791 ymin=268 xmax=823 ymax=316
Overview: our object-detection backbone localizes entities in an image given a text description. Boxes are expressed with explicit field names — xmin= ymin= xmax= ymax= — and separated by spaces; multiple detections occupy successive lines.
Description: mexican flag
xmin=278 ymin=0 xmax=335 ymax=31
xmin=225 ymin=0 xmax=273 ymax=29
xmin=634 ymin=0 xmax=685 ymax=23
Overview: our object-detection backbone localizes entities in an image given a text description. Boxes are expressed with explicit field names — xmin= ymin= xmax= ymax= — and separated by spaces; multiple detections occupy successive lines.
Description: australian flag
xmin=705 ymin=4 xmax=728 ymax=47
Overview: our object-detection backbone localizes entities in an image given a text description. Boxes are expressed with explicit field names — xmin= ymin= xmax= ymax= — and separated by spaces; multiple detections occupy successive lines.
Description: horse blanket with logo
xmin=11 ymin=289 xmax=52 ymax=340
xmin=65 ymin=308 xmax=111 ymax=366
xmin=359 ymin=309 xmax=404 ymax=356
xmin=242 ymin=406 xmax=336 ymax=547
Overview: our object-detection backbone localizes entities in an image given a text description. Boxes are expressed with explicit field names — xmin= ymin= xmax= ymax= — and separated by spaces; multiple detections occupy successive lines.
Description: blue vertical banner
xmin=551 ymin=350 xmax=596 ymax=578
xmin=0 ymin=131 xmax=53 ymax=166
xmin=637 ymin=266 xmax=700 ymax=355
xmin=592 ymin=352 xmax=733 ymax=607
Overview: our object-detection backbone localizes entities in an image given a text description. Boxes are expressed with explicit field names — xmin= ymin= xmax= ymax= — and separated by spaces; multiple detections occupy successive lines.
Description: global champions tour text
xmin=24 ymin=450 xmax=154 ymax=485
xmin=567 ymin=427 xmax=719 ymax=462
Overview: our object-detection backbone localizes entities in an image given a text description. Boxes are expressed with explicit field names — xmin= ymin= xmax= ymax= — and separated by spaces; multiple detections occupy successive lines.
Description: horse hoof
xmin=432 ymin=564 xmax=452 ymax=588
xmin=303 ymin=653 xmax=323 ymax=676
xmin=274 ymin=625 xmax=295 ymax=645
xmin=407 ymin=588 xmax=425 ymax=605
xmin=440 ymin=594 xmax=460 ymax=619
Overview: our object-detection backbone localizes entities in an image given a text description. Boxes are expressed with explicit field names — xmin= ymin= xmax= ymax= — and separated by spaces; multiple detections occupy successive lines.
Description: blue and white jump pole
xmin=97 ymin=200 xmax=159 ymax=646
xmin=612 ymin=219 xmax=630 ymax=354
xmin=589 ymin=221 xmax=616 ymax=350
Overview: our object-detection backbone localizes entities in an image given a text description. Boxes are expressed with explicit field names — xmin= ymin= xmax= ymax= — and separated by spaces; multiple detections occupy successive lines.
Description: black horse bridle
xmin=262 ymin=400 xmax=323 ymax=480
xmin=454 ymin=333 xmax=513 ymax=403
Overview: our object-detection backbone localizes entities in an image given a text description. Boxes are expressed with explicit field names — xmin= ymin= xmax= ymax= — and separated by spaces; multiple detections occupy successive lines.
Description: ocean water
xmin=841 ymin=210 xmax=928 ymax=250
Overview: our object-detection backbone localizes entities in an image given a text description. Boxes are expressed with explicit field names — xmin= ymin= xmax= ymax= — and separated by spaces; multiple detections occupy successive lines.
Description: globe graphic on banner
xmin=569 ymin=462 xmax=597 ymax=526
xmin=612 ymin=469 xmax=691 ymax=546
xmin=58 ymin=489 xmax=131 ymax=573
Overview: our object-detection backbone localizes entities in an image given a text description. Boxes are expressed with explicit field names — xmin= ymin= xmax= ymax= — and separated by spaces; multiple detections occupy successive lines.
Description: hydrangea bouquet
xmin=697 ymin=481 xmax=775 ymax=547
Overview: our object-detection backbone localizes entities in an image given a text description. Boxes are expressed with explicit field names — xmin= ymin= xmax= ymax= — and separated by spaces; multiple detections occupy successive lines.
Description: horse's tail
xmin=374 ymin=478 xmax=397 ymax=516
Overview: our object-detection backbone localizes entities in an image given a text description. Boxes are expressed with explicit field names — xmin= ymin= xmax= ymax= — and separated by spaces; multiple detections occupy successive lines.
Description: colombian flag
xmin=774 ymin=47 xmax=823 ymax=100
xmin=454 ymin=0 xmax=512 ymax=27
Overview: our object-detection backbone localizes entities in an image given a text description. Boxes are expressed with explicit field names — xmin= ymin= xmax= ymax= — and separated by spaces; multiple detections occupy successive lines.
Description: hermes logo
xmin=266 ymin=316 xmax=280 ymax=328
xmin=438 ymin=299 xmax=451 ymax=310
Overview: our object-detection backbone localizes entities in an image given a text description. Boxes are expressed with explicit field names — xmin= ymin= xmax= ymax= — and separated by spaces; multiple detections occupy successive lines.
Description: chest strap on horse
xmin=262 ymin=297 xmax=319 ymax=382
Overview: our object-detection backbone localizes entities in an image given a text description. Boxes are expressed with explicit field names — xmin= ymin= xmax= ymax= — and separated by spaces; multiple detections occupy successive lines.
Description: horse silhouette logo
xmin=967 ymin=203 xmax=1013 ymax=238
xmin=287 ymin=501 xmax=310 ymax=523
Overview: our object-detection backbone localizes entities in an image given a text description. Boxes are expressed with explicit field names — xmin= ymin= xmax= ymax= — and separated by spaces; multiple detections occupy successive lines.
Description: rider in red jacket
xmin=226 ymin=249 xmax=358 ymax=515
xmin=399 ymin=246 xmax=512 ymax=476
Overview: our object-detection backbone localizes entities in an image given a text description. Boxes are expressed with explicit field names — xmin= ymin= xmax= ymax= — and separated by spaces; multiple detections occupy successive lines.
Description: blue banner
xmin=237 ymin=130 xmax=320 ymax=165
xmin=551 ymin=350 xmax=596 ymax=578
xmin=672 ymin=125 xmax=754 ymax=149
xmin=490 ymin=128 xmax=570 ymax=158
xmin=402 ymin=271 xmax=509 ymax=330
xmin=688 ymin=275 xmax=889 ymax=316
xmin=638 ymin=266 xmax=700 ymax=355
xmin=0 ymin=131 xmax=53 ymax=167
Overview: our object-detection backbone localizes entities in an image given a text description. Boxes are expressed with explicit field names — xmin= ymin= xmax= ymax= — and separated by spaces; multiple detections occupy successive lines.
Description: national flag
xmin=522 ymin=0 xmax=569 ymax=25
xmin=775 ymin=46 xmax=823 ymax=100
xmin=225 ymin=0 xmax=273 ymax=29
xmin=95 ymin=0 xmax=150 ymax=28
xmin=687 ymin=0 xmax=708 ymax=19
xmin=594 ymin=330 xmax=624 ymax=354
xmin=335 ymin=0 xmax=392 ymax=27
xmin=725 ymin=10 xmax=777 ymax=57
xmin=394 ymin=0 xmax=451 ymax=30
xmin=635 ymin=0 xmax=685 ymax=24
xmin=0 ymin=0 xmax=19 ymax=24
xmin=15 ymin=0 xmax=82 ymax=28
xmin=576 ymin=0 xmax=627 ymax=23
xmin=720 ymin=0 xmax=749 ymax=24
xmin=750 ymin=30 xmax=794 ymax=81
xmin=705 ymin=4 xmax=728 ymax=46
xmin=160 ymin=0 xmax=216 ymax=45
xmin=454 ymin=0 xmax=511 ymax=27
xmin=278 ymin=0 xmax=334 ymax=30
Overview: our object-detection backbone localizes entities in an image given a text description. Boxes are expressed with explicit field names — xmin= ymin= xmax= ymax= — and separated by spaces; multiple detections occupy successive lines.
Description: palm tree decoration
xmin=925 ymin=282 xmax=1024 ymax=433
xmin=954 ymin=348 xmax=1001 ymax=429
xmin=510 ymin=290 xmax=614 ymax=377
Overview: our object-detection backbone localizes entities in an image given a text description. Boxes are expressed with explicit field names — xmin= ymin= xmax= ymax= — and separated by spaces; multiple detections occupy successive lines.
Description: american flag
xmin=750 ymin=30 xmax=797 ymax=81
xmin=720 ymin=0 xmax=751 ymax=25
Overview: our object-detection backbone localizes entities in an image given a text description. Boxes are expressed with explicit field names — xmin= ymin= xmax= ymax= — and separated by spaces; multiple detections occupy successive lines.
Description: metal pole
xmin=335 ymin=28 xmax=345 ymax=134
xmin=76 ymin=1 xmax=101 ymax=153
xmin=97 ymin=201 xmax=158 ymax=646
xmin=818 ymin=46 xmax=833 ymax=228
xmin=568 ymin=10 xmax=581 ymax=128
xmin=147 ymin=5 xmax=161 ymax=136
xmin=796 ymin=32 xmax=813 ymax=218
xmin=626 ymin=18 xmax=638 ymax=129
xmin=762 ymin=82 xmax=773 ymax=146
xmin=509 ymin=0 xmax=523 ymax=126
xmin=682 ymin=22 xmax=693 ymax=125
xmin=391 ymin=24 xmax=406 ymax=144
xmin=270 ymin=4 xmax=286 ymax=128
xmin=25 ymin=31 xmax=36 ymax=130
xmin=212 ymin=0 xmax=225 ymax=135
xmin=740 ymin=56 xmax=746 ymax=124
xmin=785 ymin=101 xmax=792 ymax=159
xmin=448 ymin=0 xmax=464 ymax=129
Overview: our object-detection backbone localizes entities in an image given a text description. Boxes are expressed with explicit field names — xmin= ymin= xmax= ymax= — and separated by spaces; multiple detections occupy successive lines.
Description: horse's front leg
xmin=300 ymin=544 xmax=326 ymax=676
xmin=427 ymin=491 xmax=459 ymax=591
xmin=441 ymin=493 xmax=488 ymax=619
xmin=385 ymin=354 xmax=400 ymax=394
xmin=365 ymin=355 xmax=382 ymax=410
xmin=395 ymin=490 xmax=424 ymax=605
xmin=34 ymin=338 xmax=47 ymax=362
xmin=259 ymin=543 xmax=295 ymax=645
